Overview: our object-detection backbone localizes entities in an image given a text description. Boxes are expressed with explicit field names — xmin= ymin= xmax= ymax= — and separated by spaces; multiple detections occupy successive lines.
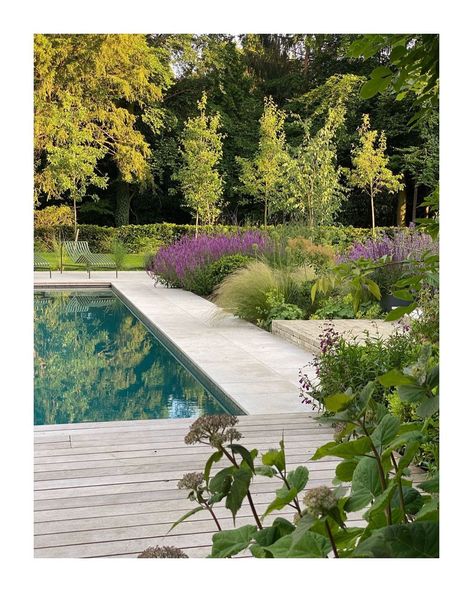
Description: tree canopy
xmin=34 ymin=34 xmax=439 ymax=229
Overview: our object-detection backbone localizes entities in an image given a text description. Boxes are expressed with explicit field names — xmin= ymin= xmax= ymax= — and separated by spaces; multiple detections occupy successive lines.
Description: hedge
xmin=34 ymin=223 xmax=397 ymax=254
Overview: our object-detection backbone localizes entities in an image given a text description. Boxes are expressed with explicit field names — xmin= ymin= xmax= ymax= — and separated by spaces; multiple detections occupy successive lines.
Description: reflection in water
xmin=34 ymin=290 xmax=229 ymax=425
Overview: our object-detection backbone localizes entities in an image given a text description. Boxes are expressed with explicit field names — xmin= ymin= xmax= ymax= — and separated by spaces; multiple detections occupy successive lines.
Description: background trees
xmin=237 ymin=97 xmax=289 ymax=226
xmin=34 ymin=34 xmax=172 ymax=226
xmin=349 ymin=114 xmax=404 ymax=232
xmin=34 ymin=34 xmax=439 ymax=229
xmin=174 ymin=93 xmax=224 ymax=233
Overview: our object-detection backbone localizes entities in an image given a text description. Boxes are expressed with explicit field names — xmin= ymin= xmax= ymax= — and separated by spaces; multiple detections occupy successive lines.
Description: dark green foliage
xmin=410 ymin=288 xmax=439 ymax=344
xmin=164 ymin=369 xmax=439 ymax=560
xmin=206 ymin=254 xmax=252 ymax=291
xmin=308 ymin=331 xmax=420 ymax=406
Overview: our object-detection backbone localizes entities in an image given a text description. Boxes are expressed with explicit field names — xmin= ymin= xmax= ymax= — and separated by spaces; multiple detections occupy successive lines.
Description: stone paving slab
xmin=272 ymin=318 xmax=403 ymax=353
xmin=34 ymin=271 xmax=313 ymax=414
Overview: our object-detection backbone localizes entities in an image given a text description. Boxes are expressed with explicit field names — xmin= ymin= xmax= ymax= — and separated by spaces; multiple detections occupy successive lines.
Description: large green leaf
xmin=225 ymin=467 xmax=252 ymax=521
xmin=312 ymin=436 xmax=372 ymax=460
xmin=363 ymin=480 xmax=396 ymax=520
xmin=208 ymin=466 xmax=234 ymax=494
xmin=250 ymin=518 xmax=295 ymax=558
xmin=230 ymin=444 xmax=256 ymax=474
xmin=263 ymin=531 xmax=331 ymax=558
xmin=210 ymin=525 xmax=258 ymax=558
xmin=416 ymin=395 xmax=439 ymax=418
xmin=353 ymin=521 xmax=439 ymax=558
xmin=397 ymin=384 xmax=428 ymax=403
xmin=204 ymin=450 xmax=223 ymax=484
xmin=392 ymin=487 xmax=423 ymax=515
xmin=255 ymin=465 xmax=276 ymax=478
xmin=263 ymin=485 xmax=298 ymax=517
xmin=287 ymin=466 xmax=309 ymax=492
xmin=396 ymin=441 xmax=421 ymax=472
xmin=385 ymin=302 xmax=417 ymax=321
xmin=419 ymin=473 xmax=439 ymax=494
xmin=345 ymin=457 xmax=382 ymax=512
xmin=335 ymin=459 xmax=358 ymax=482
xmin=262 ymin=442 xmax=285 ymax=472
xmin=371 ymin=414 xmax=400 ymax=449
xmin=324 ymin=392 xmax=354 ymax=413
xmin=360 ymin=78 xmax=386 ymax=99
xmin=378 ymin=368 xmax=415 ymax=387
xmin=415 ymin=499 xmax=439 ymax=522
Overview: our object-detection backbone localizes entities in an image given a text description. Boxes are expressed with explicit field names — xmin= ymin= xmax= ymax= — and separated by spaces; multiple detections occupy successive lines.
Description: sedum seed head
xmin=184 ymin=415 xmax=241 ymax=447
xmin=303 ymin=486 xmax=337 ymax=517
xmin=177 ymin=472 xmax=205 ymax=491
xmin=138 ymin=545 xmax=189 ymax=558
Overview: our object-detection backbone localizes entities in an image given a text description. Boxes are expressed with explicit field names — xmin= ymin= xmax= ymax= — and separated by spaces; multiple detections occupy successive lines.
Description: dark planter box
xmin=380 ymin=294 xmax=413 ymax=312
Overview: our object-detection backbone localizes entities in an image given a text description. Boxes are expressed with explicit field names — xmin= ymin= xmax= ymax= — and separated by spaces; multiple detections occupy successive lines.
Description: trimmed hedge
xmin=34 ymin=222 xmax=396 ymax=254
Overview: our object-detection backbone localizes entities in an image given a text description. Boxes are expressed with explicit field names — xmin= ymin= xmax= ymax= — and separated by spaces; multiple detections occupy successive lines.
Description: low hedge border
xmin=34 ymin=223 xmax=397 ymax=254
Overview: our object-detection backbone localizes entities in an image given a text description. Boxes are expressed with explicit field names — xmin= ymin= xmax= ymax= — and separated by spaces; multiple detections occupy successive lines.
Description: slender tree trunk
xmin=412 ymin=185 xmax=419 ymax=224
xmin=370 ymin=191 xmax=376 ymax=236
xmin=115 ymin=180 xmax=132 ymax=227
xmin=264 ymin=197 xmax=268 ymax=227
xmin=73 ymin=196 xmax=78 ymax=238
xmin=397 ymin=187 xmax=407 ymax=227
xmin=195 ymin=211 xmax=199 ymax=237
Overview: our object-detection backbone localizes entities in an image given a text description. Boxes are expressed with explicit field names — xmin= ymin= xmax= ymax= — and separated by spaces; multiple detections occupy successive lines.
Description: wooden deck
xmin=34 ymin=413 xmax=339 ymax=557
xmin=34 ymin=413 xmax=425 ymax=558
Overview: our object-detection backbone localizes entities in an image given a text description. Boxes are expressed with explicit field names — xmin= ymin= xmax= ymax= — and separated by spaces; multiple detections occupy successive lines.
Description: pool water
xmin=34 ymin=290 xmax=236 ymax=425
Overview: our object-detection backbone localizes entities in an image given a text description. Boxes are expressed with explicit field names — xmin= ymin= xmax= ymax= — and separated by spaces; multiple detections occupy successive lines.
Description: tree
xmin=396 ymin=112 xmax=439 ymax=222
xmin=34 ymin=34 xmax=172 ymax=226
xmin=174 ymin=92 xmax=224 ymax=233
xmin=287 ymin=106 xmax=347 ymax=226
xmin=348 ymin=34 xmax=439 ymax=126
xmin=349 ymin=114 xmax=404 ymax=233
xmin=237 ymin=97 xmax=289 ymax=225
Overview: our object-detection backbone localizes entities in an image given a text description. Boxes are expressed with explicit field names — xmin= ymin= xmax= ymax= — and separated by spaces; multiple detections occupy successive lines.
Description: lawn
xmin=36 ymin=251 xmax=149 ymax=271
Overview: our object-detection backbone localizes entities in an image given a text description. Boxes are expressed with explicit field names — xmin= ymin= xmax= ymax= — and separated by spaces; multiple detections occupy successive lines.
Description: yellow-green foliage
xmin=212 ymin=260 xmax=314 ymax=323
xmin=349 ymin=113 xmax=404 ymax=231
xmin=34 ymin=34 xmax=172 ymax=204
xmin=173 ymin=93 xmax=224 ymax=229
xmin=34 ymin=205 xmax=74 ymax=228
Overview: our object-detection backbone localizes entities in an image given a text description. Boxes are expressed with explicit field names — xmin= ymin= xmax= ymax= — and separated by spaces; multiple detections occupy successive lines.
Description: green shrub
xmin=207 ymin=254 xmax=252 ymax=291
xmin=310 ymin=293 xmax=384 ymax=320
xmin=257 ymin=289 xmax=304 ymax=330
xmin=302 ymin=329 xmax=420 ymax=408
xmin=34 ymin=222 xmax=396 ymax=254
xmin=411 ymin=288 xmax=439 ymax=344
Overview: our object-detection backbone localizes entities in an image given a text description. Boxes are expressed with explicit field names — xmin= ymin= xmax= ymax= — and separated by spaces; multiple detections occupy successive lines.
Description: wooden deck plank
xmin=34 ymin=412 xmax=427 ymax=558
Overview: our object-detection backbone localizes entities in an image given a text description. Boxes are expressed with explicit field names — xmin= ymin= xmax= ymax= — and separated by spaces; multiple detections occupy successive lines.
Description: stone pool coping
xmin=272 ymin=318 xmax=402 ymax=353
xmin=34 ymin=271 xmax=315 ymax=415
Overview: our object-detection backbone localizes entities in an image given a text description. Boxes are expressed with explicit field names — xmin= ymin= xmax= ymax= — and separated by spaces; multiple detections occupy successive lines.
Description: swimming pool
xmin=34 ymin=289 xmax=241 ymax=425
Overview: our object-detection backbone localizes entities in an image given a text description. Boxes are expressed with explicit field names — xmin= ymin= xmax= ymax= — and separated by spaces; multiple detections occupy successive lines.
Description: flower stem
xmin=360 ymin=420 xmax=392 ymax=525
xmin=325 ymin=521 xmax=339 ymax=558
xmin=221 ymin=446 xmax=263 ymax=529
xmin=390 ymin=453 xmax=408 ymax=524
xmin=204 ymin=502 xmax=222 ymax=531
